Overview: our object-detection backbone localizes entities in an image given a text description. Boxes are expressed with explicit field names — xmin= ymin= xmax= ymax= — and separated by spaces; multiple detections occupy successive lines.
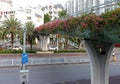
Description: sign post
xmin=20 ymin=26 xmax=29 ymax=84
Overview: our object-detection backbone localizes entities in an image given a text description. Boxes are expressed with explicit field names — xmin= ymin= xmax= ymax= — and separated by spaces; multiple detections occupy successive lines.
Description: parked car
xmin=13 ymin=46 xmax=23 ymax=50
xmin=48 ymin=46 xmax=58 ymax=50
xmin=7 ymin=46 xmax=23 ymax=50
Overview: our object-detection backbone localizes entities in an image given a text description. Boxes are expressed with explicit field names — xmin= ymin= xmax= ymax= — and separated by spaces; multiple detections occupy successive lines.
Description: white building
xmin=43 ymin=3 xmax=63 ymax=20
xmin=65 ymin=0 xmax=118 ymax=16
xmin=15 ymin=6 xmax=44 ymax=27
xmin=0 ymin=1 xmax=64 ymax=51
xmin=35 ymin=3 xmax=64 ymax=51
xmin=0 ymin=0 xmax=15 ymax=25
xmin=0 ymin=0 xmax=44 ymax=27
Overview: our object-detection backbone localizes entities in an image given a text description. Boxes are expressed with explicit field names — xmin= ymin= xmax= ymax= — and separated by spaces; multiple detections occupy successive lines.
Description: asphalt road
xmin=0 ymin=62 xmax=120 ymax=84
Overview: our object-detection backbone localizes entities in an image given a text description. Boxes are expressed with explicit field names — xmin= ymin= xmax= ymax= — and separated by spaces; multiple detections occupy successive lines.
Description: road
xmin=0 ymin=48 xmax=119 ymax=84
xmin=0 ymin=62 xmax=120 ymax=84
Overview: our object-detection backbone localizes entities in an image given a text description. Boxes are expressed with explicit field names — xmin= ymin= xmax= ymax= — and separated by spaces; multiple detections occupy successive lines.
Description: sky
xmin=12 ymin=0 xmax=68 ymax=8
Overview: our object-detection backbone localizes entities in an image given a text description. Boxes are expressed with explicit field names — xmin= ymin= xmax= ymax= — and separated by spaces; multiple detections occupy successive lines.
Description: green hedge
xmin=54 ymin=49 xmax=86 ymax=53
xmin=0 ymin=49 xmax=36 ymax=54
xmin=0 ymin=49 xmax=86 ymax=54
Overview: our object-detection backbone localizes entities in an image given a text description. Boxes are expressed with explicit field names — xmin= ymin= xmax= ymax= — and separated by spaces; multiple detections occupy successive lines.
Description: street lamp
xmin=23 ymin=27 xmax=27 ymax=53
xmin=20 ymin=26 xmax=29 ymax=84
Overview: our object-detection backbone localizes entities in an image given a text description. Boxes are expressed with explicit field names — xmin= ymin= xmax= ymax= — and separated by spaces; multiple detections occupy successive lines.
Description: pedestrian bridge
xmin=35 ymin=1 xmax=120 ymax=84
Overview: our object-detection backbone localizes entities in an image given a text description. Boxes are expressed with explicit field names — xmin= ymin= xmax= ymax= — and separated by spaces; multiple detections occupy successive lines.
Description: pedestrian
xmin=112 ymin=51 xmax=117 ymax=62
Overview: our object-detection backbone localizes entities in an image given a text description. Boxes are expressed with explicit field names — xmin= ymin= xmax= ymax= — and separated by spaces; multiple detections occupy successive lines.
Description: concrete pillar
xmin=83 ymin=40 xmax=115 ymax=84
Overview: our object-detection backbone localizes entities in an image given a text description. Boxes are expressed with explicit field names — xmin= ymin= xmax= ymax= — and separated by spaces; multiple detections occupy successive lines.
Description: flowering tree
xmin=35 ymin=8 xmax=120 ymax=43
xmin=35 ymin=19 xmax=68 ymax=35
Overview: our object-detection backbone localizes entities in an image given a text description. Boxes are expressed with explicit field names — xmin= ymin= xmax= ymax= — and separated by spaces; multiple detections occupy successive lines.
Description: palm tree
xmin=25 ymin=21 xmax=35 ymax=50
xmin=2 ymin=17 xmax=22 ymax=49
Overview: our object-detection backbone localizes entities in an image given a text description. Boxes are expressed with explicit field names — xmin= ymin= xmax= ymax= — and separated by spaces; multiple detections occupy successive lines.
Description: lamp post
xmin=23 ymin=26 xmax=27 ymax=53
xmin=20 ymin=26 xmax=29 ymax=84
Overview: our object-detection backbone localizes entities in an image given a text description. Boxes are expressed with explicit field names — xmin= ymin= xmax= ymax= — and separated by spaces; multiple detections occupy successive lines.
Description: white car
xmin=48 ymin=46 xmax=58 ymax=50
xmin=13 ymin=46 xmax=23 ymax=50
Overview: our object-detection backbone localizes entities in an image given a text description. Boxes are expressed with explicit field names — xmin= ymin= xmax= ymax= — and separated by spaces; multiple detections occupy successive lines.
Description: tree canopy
xmin=2 ymin=17 xmax=22 ymax=48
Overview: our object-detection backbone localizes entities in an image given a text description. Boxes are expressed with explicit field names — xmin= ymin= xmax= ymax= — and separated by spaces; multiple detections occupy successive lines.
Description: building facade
xmin=65 ymin=0 xmax=119 ymax=16
xmin=0 ymin=1 xmax=65 ymax=51
xmin=0 ymin=1 xmax=44 ymax=27
xmin=0 ymin=1 xmax=64 ymax=27
xmin=0 ymin=0 xmax=15 ymax=25
xmin=15 ymin=6 xmax=44 ymax=27
xmin=43 ymin=3 xmax=63 ymax=21
xmin=37 ymin=3 xmax=64 ymax=51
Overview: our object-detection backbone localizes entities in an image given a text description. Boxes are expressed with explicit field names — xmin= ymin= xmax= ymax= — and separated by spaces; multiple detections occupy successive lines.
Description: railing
xmin=0 ymin=57 xmax=90 ymax=67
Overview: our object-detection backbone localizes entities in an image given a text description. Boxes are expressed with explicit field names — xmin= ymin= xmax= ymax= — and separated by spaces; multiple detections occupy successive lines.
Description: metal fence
xmin=0 ymin=57 xmax=90 ymax=67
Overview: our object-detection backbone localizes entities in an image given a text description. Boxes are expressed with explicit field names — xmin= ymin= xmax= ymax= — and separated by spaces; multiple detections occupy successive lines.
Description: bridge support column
xmin=84 ymin=40 xmax=115 ymax=84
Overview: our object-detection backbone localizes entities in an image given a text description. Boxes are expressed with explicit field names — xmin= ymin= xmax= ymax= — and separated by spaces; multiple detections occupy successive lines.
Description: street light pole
xmin=22 ymin=27 xmax=27 ymax=84
xmin=20 ymin=26 xmax=29 ymax=84
xmin=23 ymin=27 xmax=26 ymax=53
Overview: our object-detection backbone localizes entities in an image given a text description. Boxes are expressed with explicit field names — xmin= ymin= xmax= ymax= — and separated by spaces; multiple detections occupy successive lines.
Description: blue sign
xmin=22 ymin=53 xmax=28 ymax=64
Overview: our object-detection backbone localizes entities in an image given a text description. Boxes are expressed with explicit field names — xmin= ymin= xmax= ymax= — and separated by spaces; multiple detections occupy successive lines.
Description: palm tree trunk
xmin=11 ymin=32 xmax=14 ymax=49
xmin=30 ymin=40 xmax=32 ymax=50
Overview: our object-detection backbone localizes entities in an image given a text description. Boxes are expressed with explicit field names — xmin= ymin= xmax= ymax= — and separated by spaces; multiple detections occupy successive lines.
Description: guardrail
xmin=0 ymin=57 xmax=90 ymax=67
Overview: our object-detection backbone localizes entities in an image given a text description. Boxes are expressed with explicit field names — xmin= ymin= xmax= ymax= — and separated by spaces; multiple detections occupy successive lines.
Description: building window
xmin=4 ymin=12 xmax=7 ymax=14
xmin=53 ymin=11 xmax=56 ymax=14
xmin=49 ymin=11 xmax=52 ymax=15
xmin=26 ymin=9 xmax=31 ymax=14
xmin=49 ymin=6 xmax=52 ymax=10
xmin=37 ymin=18 xmax=40 ymax=22
xmin=27 ymin=16 xmax=31 ymax=20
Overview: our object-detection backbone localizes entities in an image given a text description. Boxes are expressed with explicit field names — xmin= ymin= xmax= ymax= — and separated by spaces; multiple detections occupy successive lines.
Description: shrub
xmin=0 ymin=49 xmax=36 ymax=54
xmin=54 ymin=49 xmax=86 ymax=53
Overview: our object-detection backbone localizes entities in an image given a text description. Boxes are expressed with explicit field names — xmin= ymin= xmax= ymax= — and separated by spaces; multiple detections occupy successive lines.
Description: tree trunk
xmin=11 ymin=32 xmax=14 ymax=49
xmin=30 ymin=40 xmax=32 ymax=50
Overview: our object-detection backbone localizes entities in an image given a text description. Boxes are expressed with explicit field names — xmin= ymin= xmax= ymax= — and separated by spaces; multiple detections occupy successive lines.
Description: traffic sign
xmin=20 ymin=69 xmax=29 ymax=82
xmin=22 ymin=53 xmax=28 ymax=64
